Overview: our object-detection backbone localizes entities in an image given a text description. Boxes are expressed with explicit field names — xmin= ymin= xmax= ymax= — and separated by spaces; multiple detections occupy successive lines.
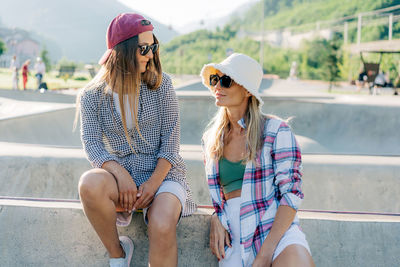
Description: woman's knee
xmin=147 ymin=199 xmax=180 ymax=237
xmin=148 ymin=214 xmax=177 ymax=237
xmin=78 ymin=168 xmax=115 ymax=201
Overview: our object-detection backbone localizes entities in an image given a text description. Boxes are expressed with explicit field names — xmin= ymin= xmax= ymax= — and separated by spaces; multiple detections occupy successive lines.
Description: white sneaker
xmin=109 ymin=236 xmax=134 ymax=267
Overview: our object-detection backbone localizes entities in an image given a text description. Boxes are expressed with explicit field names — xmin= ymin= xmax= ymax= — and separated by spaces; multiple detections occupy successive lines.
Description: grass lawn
xmin=0 ymin=68 xmax=91 ymax=90
xmin=0 ymin=68 xmax=197 ymax=91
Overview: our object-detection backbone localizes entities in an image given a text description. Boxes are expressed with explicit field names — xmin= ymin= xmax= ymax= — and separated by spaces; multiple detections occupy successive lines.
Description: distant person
xmin=76 ymin=13 xmax=195 ymax=267
xmin=384 ymin=72 xmax=393 ymax=88
xmin=10 ymin=55 xmax=19 ymax=90
xmin=21 ymin=59 xmax=30 ymax=90
xmin=200 ymin=53 xmax=314 ymax=267
xmin=394 ymin=72 xmax=400 ymax=95
xmin=356 ymin=68 xmax=368 ymax=92
xmin=373 ymin=71 xmax=390 ymax=95
xmin=288 ymin=61 xmax=298 ymax=80
xmin=34 ymin=57 xmax=46 ymax=89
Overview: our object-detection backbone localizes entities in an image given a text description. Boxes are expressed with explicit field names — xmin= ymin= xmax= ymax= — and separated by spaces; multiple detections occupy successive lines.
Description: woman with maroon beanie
xmin=76 ymin=13 xmax=195 ymax=267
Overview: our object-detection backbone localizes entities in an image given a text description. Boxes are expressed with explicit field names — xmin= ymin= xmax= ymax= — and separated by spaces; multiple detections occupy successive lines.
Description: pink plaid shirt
xmin=203 ymin=117 xmax=304 ymax=266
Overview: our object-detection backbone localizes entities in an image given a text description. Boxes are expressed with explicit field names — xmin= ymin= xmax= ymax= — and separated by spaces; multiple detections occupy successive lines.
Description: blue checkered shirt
xmin=79 ymin=73 xmax=196 ymax=216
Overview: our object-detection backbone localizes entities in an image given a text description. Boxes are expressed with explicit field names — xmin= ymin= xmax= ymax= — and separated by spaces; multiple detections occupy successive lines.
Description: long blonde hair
xmin=203 ymin=96 xmax=267 ymax=164
xmin=74 ymin=34 xmax=162 ymax=153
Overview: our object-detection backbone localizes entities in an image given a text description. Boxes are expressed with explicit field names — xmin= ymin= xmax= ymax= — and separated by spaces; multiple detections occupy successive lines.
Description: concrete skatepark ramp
xmin=1 ymin=79 xmax=400 ymax=266
xmin=1 ymin=86 xmax=400 ymax=155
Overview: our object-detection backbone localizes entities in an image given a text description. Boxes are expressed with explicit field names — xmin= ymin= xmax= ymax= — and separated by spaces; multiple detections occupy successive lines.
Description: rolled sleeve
xmin=79 ymin=90 xmax=118 ymax=168
xmin=156 ymin=74 xmax=182 ymax=167
xmin=272 ymin=121 xmax=304 ymax=210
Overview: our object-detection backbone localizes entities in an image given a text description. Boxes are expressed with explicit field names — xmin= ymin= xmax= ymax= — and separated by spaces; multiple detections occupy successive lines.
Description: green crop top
xmin=219 ymin=157 xmax=246 ymax=194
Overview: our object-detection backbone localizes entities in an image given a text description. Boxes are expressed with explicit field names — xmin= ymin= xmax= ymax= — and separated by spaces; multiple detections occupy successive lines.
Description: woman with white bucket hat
xmin=201 ymin=53 xmax=314 ymax=267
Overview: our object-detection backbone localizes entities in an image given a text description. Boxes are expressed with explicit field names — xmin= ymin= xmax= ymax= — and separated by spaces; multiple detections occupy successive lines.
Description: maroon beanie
xmin=98 ymin=13 xmax=154 ymax=65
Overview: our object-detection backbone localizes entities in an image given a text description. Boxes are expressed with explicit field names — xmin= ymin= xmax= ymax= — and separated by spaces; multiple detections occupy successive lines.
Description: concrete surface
xmin=0 ymin=108 xmax=81 ymax=147
xmin=1 ymin=142 xmax=400 ymax=213
xmin=1 ymin=80 xmax=400 ymax=266
xmin=1 ymin=89 xmax=400 ymax=155
xmin=0 ymin=97 xmax=74 ymax=120
xmin=0 ymin=105 xmax=327 ymax=153
xmin=0 ymin=198 xmax=399 ymax=267
xmin=177 ymin=93 xmax=400 ymax=155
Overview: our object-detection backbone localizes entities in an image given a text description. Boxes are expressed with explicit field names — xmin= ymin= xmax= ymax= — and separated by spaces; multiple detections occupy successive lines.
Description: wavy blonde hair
xmin=203 ymin=96 xmax=270 ymax=164
xmin=74 ymin=34 xmax=162 ymax=153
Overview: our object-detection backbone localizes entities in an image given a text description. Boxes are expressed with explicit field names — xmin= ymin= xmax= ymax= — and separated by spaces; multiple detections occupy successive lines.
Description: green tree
xmin=0 ymin=38 xmax=6 ymax=56
xmin=298 ymin=37 xmax=341 ymax=85
xmin=40 ymin=47 xmax=51 ymax=72
xmin=161 ymin=28 xmax=259 ymax=75
xmin=326 ymin=39 xmax=340 ymax=91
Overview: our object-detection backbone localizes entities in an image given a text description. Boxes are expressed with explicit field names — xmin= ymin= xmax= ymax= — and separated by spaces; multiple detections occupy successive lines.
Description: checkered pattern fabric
xmin=79 ymin=72 xmax=196 ymax=216
xmin=203 ymin=118 xmax=304 ymax=266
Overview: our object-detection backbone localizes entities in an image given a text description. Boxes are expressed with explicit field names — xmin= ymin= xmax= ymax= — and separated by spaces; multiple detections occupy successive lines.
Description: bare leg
xmin=78 ymin=168 xmax=124 ymax=258
xmin=147 ymin=192 xmax=182 ymax=267
xmin=272 ymin=244 xmax=315 ymax=267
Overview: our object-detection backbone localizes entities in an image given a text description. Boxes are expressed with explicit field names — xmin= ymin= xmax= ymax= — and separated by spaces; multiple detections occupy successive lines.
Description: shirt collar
xmin=238 ymin=118 xmax=247 ymax=129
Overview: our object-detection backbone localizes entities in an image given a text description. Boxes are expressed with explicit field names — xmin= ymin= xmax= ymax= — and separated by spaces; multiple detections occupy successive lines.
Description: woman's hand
xmin=133 ymin=179 xmax=160 ymax=210
xmin=115 ymin=170 xmax=138 ymax=212
xmin=103 ymin=161 xmax=138 ymax=212
xmin=209 ymin=213 xmax=231 ymax=261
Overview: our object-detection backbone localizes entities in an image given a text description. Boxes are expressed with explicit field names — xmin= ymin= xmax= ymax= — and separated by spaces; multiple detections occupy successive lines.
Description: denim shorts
xmin=219 ymin=197 xmax=311 ymax=267
xmin=116 ymin=180 xmax=187 ymax=227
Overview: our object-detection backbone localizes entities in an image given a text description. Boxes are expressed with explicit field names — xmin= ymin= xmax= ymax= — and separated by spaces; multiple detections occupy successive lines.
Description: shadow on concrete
xmin=0 ymin=89 xmax=76 ymax=104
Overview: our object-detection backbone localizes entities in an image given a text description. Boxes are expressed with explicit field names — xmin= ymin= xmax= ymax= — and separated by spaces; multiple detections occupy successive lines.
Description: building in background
xmin=0 ymin=27 xmax=40 ymax=68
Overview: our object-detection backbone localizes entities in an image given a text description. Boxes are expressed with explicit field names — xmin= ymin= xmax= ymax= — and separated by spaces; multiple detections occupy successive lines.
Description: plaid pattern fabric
xmin=79 ymin=72 xmax=196 ymax=216
xmin=204 ymin=118 xmax=304 ymax=266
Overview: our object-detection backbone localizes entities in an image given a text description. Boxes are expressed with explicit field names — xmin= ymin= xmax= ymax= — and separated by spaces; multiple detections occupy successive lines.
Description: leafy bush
xmin=74 ymin=76 xmax=88 ymax=81
xmin=0 ymin=38 xmax=6 ymax=56
xmin=297 ymin=37 xmax=342 ymax=84
xmin=40 ymin=47 xmax=52 ymax=72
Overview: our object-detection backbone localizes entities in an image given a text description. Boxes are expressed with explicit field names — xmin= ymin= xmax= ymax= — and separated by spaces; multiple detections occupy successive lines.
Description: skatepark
xmin=0 ymin=78 xmax=399 ymax=266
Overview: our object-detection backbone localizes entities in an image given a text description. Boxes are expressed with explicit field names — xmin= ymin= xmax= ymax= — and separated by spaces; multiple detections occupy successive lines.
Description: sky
xmin=118 ymin=0 xmax=257 ymax=32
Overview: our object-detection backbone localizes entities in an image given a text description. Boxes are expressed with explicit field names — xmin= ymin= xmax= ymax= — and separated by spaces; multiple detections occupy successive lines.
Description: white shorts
xmin=116 ymin=180 xmax=187 ymax=227
xmin=219 ymin=197 xmax=311 ymax=267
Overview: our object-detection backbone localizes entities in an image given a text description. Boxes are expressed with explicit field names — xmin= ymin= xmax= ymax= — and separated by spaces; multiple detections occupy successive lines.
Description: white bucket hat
xmin=200 ymin=53 xmax=264 ymax=106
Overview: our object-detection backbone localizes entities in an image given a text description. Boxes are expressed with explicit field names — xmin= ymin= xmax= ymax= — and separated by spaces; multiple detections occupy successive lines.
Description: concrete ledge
xmin=0 ymin=198 xmax=399 ymax=267
xmin=1 ymin=142 xmax=400 ymax=213
xmin=0 ymin=198 xmax=215 ymax=267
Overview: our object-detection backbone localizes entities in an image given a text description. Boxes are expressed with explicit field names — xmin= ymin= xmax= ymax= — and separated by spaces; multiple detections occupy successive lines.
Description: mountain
xmin=0 ymin=0 xmax=179 ymax=63
xmin=230 ymin=0 xmax=399 ymax=32
xmin=160 ymin=0 xmax=400 ymax=77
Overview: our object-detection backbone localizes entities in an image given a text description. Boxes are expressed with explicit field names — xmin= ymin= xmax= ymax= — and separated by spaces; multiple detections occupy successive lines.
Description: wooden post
xmin=389 ymin=13 xmax=393 ymax=41
xmin=259 ymin=0 xmax=264 ymax=71
xmin=344 ymin=21 xmax=348 ymax=45
xmin=179 ymin=49 xmax=184 ymax=75
xmin=357 ymin=13 xmax=362 ymax=45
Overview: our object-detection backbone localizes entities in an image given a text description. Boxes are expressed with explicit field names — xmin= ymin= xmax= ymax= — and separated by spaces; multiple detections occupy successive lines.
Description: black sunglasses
xmin=138 ymin=43 xmax=159 ymax=56
xmin=209 ymin=74 xmax=233 ymax=88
